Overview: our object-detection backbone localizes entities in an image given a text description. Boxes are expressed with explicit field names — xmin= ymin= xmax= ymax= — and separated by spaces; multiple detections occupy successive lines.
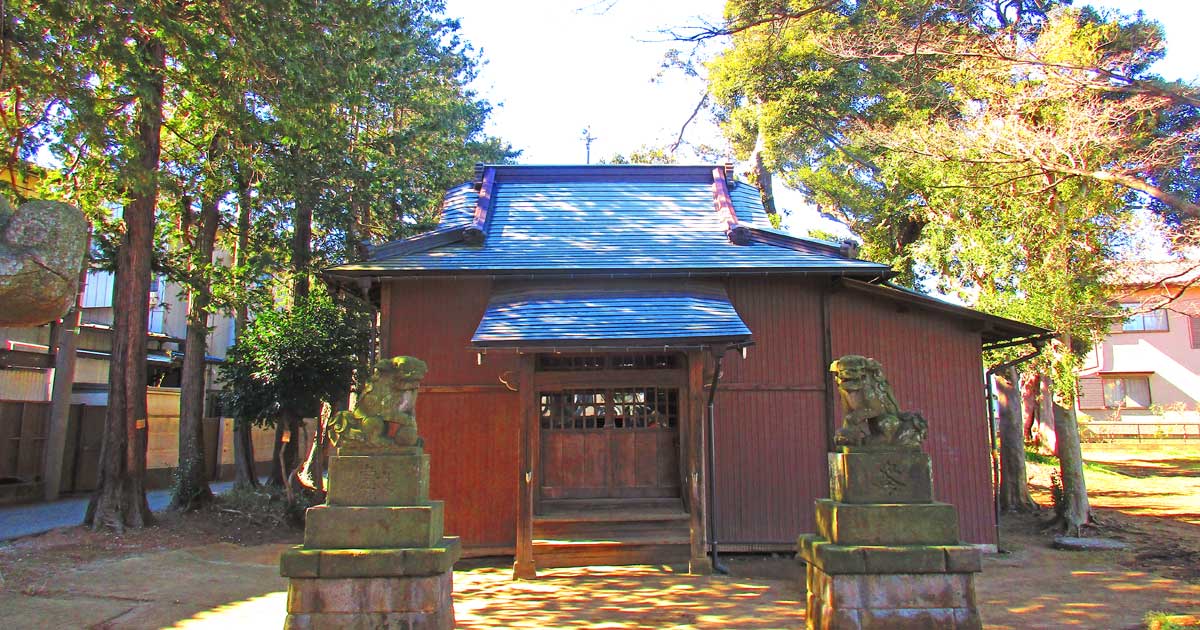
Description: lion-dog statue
xmin=830 ymin=355 xmax=927 ymax=448
xmin=328 ymin=356 xmax=428 ymax=452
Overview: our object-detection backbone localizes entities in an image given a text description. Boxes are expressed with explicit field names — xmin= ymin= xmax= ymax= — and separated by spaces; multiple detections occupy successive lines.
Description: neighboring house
xmin=324 ymin=164 xmax=1046 ymax=576
xmin=0 ymin=269 xmax=236 ymax=407
xmin=1076 ymin=261 xmax=1200 ymax=424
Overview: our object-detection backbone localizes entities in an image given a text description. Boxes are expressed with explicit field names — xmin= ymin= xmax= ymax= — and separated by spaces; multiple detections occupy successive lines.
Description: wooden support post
xmin=686 ymin=350 xmax=712 ymax=574
xmin=380 ymin=282 xmax=393 ymax=359
xmin=44 ymin=262 xmax=88 ymax=502
xmin=513 ymin=353 xmax=537 ymax=579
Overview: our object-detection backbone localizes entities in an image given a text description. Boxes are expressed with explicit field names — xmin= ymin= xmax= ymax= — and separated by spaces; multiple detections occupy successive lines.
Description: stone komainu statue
xmin=830 ymin=355 xmax=927 ymax=448
xmin=328 ymin=356 xmax=428 ymax=452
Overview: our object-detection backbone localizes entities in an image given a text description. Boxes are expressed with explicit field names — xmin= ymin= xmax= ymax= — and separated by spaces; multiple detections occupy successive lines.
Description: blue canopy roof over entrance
xmin=470 ymin=281 xmax=752 ymax=351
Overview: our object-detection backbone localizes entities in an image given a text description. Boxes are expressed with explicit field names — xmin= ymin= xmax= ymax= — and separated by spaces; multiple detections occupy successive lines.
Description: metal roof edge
xmin=745 ymin=226 xmax=851 ymax=257
xmin=470 ymin=338 xmax=756 ymax=352
xmin=837 ymin=279 xmax=1051 ymax=343
xmin=366 ymin=225 xmax=468 ymax=262
xmin=322 ymin=266 xmax=894 ymax=282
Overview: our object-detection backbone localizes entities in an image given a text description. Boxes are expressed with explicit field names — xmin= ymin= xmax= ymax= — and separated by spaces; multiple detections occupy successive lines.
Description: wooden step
xmin=532 ymin=540 xmax=691 ymax=569
xmin=538 ymin=497 xmax=684 ymax=514
xmin=531 ymin=497 xmax=693 ymax=569
xmin=534 ymin=515 xmax=689 ymax=542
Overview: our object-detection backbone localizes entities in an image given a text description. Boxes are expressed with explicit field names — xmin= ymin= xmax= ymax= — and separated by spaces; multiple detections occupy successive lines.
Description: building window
xmin=1191 ymin=315 xmax=1200 ymax=349
xmin=1120 ymin=305 xmax=1168 ymax=332
xmin=1101 ymin=375 xmax=1151 ymax=409
xmin=540 ymin=388 xmax=679 ymax=430
xmin=148 ymin=305 xmax=165 ymax=334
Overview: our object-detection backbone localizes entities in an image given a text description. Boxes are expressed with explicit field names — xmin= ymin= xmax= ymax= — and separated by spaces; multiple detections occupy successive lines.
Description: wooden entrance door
xmin=538 ymin=386 xmax=681 ymax=500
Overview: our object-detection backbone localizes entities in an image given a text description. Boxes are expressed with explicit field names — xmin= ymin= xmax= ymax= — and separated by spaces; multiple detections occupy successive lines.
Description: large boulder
xmin=0 ymin=197 xmax=88 ymax=327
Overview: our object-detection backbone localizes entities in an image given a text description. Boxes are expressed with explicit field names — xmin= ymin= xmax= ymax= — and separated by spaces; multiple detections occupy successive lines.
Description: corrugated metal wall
xmin=713 ymin=278 xmax=829 ymax=544
xmin=829 ymin=290 xmax=995 ymax=545
xmin=384 ymin=276 xmax=996 ymax=549
xmin=712 ymin=279 xmax=996 ymax=546
xmin=386 ymin=278 xmax=520 ymax=549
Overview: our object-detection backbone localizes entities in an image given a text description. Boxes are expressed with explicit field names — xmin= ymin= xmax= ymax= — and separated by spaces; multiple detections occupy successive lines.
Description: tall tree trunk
xmin=297 ymin=403 xmax=332 ymax=497
xmin=85 ymin=36 xmax=164 ymax=532
xmin=268 ymin=409 xmax=302 ymax=487
xmin=171 ymin=192 xmax=219 ymax=510
xmin=1020 ymin=371 xmax=1039 ymax=440
xmin=1052 ymin=402 xmax=1091 ymax=535
xmin=231 ymin=170 xmax=258 ymax=488
xmin=996 ymin=367 xmax=1037 ymax=512
xmin=1038 ymin=372 xmax=1058 ymax=454
xmin=748 ymin=107 xmax=776 ymax=217
xmin=292 ymin=192 xmax=312 ymax=303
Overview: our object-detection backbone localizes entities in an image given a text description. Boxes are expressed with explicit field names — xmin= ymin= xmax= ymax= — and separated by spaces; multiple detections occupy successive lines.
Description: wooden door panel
xmin=657 ymin=431 xmax=679 ymax=488
xmin=537 ymin=381 xmax=682 ymax=500
xmin=542 ymin=431 xmax=610 ymax=499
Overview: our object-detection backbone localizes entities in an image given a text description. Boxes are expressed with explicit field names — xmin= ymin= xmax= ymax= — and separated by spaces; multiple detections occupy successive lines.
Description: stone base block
xmin=285 ymin=572 xmax=453 ymax=630
xmin=284 ymin=610 xmax=453 ymax=630
xmin=797 ymin=535 xmax=982 ymax=575
xmin=815 ymin=499 xmax=958 ymax=546
xmin=280 ymin=538 xmax=461 ymax=578
xmin=304 ymin=504 xmax=443 ymax=549
xmin=806 ymin=565 xmax=981 ymax=629
xmin=327 ymin=454 xmax=430 ymax=506
xmin=830 ymin=450 xmax=933 ymax=504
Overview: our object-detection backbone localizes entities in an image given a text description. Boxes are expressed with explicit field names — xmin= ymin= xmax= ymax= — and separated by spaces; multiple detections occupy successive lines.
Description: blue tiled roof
xmin=331 ymin=165 xmax=890 ymax=277
xmin=471 ymin=282 xmax=752 ymax=348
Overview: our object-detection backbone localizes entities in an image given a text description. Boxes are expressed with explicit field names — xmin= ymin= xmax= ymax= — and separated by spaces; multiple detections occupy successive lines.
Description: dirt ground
xmin=0 ymin=444 xmax=1196 ymax=629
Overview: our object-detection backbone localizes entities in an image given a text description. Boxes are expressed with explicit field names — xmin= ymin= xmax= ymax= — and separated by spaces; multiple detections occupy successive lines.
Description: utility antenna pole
xmin=581 ymin=127 xmax=597 ymax=164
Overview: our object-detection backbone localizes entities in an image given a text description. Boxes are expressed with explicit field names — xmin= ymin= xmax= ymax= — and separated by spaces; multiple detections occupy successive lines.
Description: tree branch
xmin=669 ymin=92 xmax=708 ymax=153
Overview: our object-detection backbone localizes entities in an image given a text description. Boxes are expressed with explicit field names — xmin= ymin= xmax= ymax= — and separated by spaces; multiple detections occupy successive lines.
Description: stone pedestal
xmin=797 ymin=448 xmax=982 ymax=629
xmin=281 ymin=448 xmax=460 ymax=629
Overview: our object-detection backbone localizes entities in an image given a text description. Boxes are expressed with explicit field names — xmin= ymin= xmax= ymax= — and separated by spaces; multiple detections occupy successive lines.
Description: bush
xmin=214 ymin=484 xmax=321 ymax=529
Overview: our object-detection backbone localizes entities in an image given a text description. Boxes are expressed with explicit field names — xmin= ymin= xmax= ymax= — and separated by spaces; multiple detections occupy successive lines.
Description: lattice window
xmin=536 ymin=354 xmax=679 ymax=371
xmin=540 ymin=390 xmax=607 ymax=429
xmin=536 ymin=356 xmax=605 ymax=371
xmin=541 ymin=388 xmax=678 ymax=430
xmin=611 ymin=388 xmax=678 ymax=428
xmin=610 ymin=354 xmax=679 ymax=370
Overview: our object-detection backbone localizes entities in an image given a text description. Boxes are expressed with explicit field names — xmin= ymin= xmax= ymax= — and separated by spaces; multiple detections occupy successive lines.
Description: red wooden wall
xmin=829 ymin=289 xmax=994 ymax=545
xmin=712 ymin=278 xmax=830 ymax=544
xmin=385 ymin=278 xmax=520 ymax=550
xmin=713 ymin=278 xmax=995 ymax=546
xmin=383 ymin=275 xmax=997 ymax=550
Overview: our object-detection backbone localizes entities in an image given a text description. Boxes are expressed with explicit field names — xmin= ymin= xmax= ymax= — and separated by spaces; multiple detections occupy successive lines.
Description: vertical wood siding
xmin=713 ymin=279 xmax=996 ymax=546
xmin=713 ymin=279 xmax=829 ymax=543
xmin=387 ymin=278 xmax=520 ymax=549
xmin=384 ymin=276 xmax=996 ymax=548
xmin=829 ymin=290 xmax=995 ymax=545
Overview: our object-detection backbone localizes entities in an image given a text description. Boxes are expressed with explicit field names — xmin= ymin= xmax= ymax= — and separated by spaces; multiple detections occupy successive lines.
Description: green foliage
xmin=219 ymin=290 xmax=367 ymax=428
xmin=1025 ymin=448 xmax=1127 ymax=477
xmin=217 ymin=483 xmax=320 ymax=529
xmin=604 ymin=146 xmax=678 ymax=165
xmin=1137 ymin=612 xmax=1185 ymax=628
xmin=805 ymin=229 xmax=842 ymax=244
xmin=5 ymin=0 xmax=517 ymax=292
xmin=706 ymin=1 xmax=1199 ymax=384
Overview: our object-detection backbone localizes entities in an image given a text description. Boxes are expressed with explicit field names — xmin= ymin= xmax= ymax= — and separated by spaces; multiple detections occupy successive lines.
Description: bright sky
xmin=443 ymin=0 xmax=1200 ymax=236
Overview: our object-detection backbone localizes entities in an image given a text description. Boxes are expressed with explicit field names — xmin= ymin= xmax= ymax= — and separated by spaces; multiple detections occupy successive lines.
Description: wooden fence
xmin=0 ymin=400 xmax=288 ymax=504
xmin=1082 ymin=420 xmax=1200 ymax=442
